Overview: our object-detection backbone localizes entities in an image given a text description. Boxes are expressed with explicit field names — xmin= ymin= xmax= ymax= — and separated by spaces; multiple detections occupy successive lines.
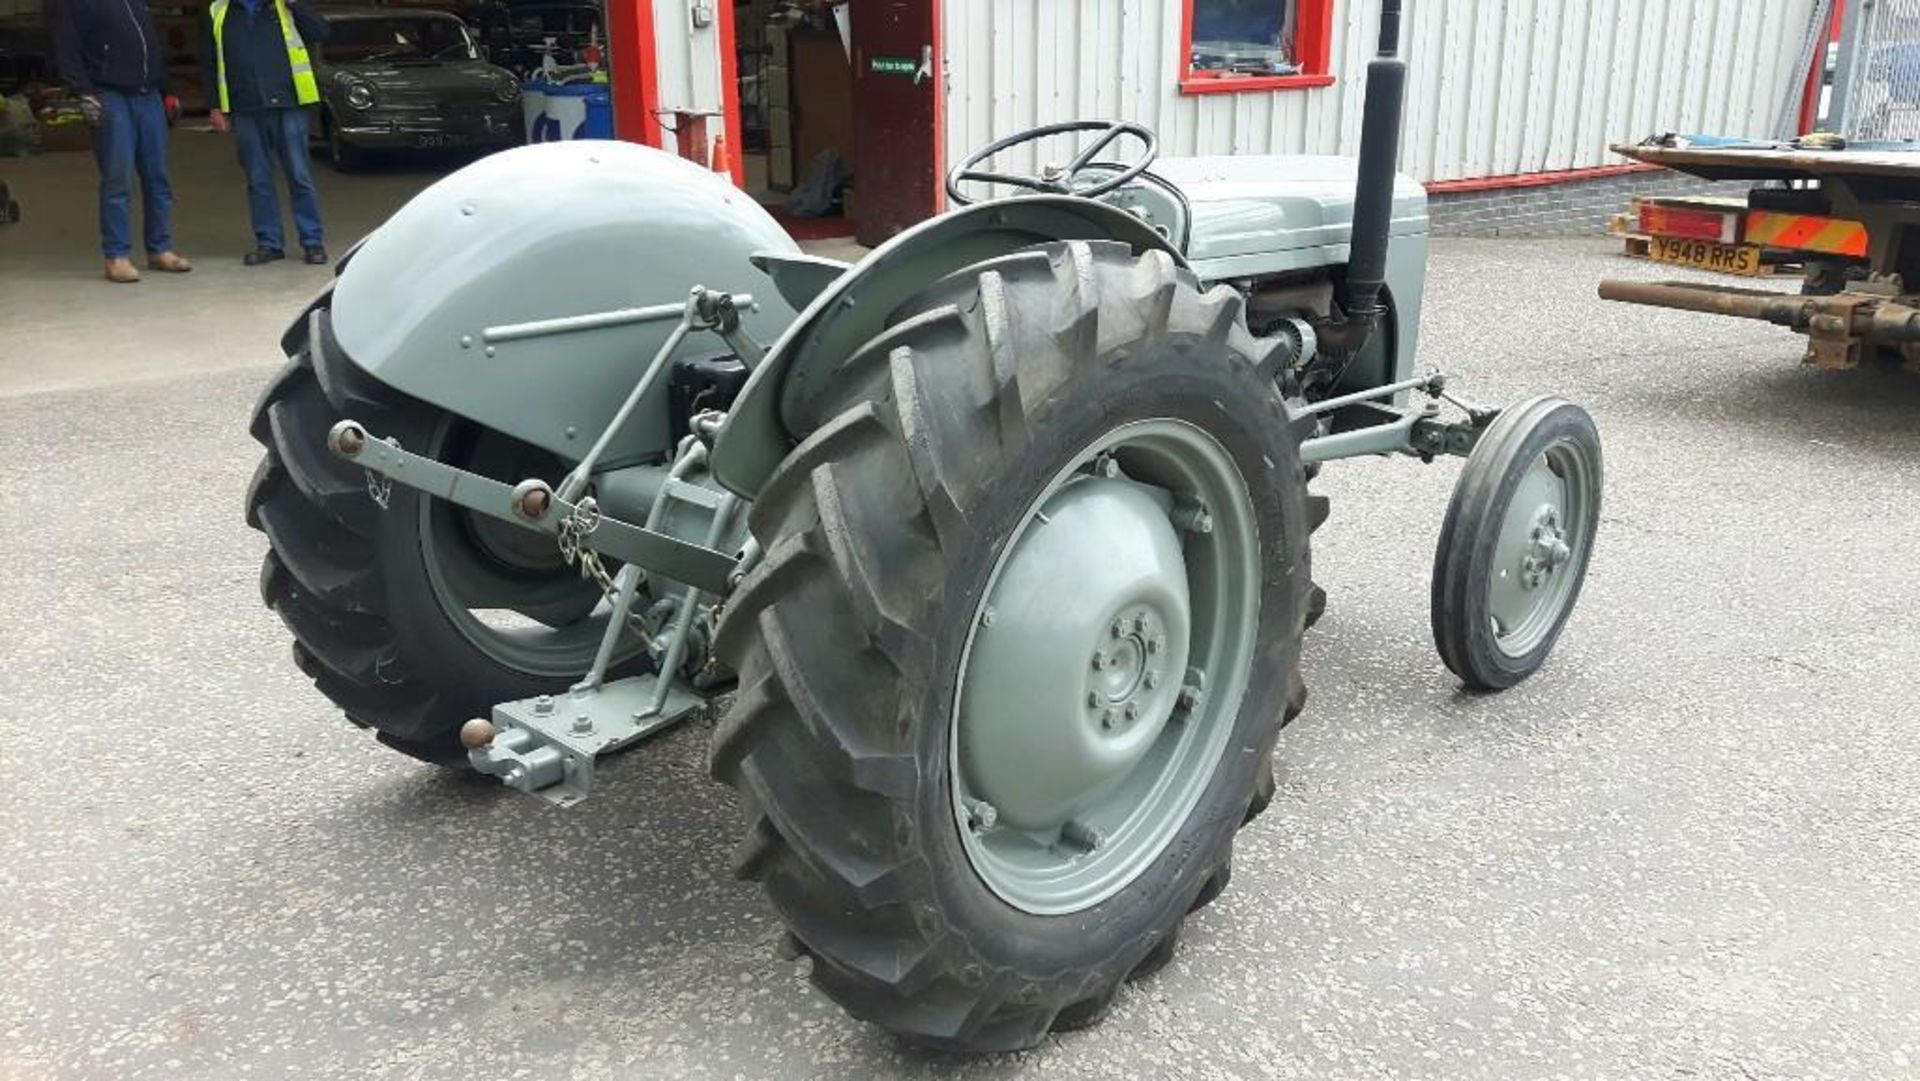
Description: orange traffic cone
xmin=710 ymin=131 xmax=732 ymax=177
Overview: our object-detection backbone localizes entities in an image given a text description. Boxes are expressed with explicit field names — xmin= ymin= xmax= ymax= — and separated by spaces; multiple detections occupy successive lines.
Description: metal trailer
xmin=1599 ymin=142 xmax=1920 ymax=370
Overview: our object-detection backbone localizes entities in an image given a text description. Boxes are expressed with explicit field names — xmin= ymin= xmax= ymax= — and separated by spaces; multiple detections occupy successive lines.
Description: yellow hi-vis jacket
xmin=209 ymin=0 xmax=319 ymax=112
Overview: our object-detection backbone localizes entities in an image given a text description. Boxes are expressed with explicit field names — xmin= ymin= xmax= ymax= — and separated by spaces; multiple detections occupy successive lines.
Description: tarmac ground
xmin=3 ymin=132 xmax=1918 ymax=1080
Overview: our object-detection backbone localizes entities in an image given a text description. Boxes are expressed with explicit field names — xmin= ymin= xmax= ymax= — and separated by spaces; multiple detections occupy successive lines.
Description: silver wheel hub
xmin=1518 ymin=506 xmax=1571 ymax=590
xmin=1485 ymin=444 xmax=1592 ymax=657
xmin=959 ymin=476 xmax=1192 ymax=833
xmin=1087 ymin=606 xmax=1173 ymax=732
xmin=950 ymin=418 xmax=1259 ymax=916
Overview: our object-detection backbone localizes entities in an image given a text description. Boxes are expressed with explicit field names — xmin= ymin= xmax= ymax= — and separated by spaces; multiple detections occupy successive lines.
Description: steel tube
xmin=483 ymin=295 xmax=752 ymax=344
xmin=643 ymin=492 xmax=740 ymax=718
xmin=1295 ymin=373 xmax=1432 ymax=416
xmin=331 ymin=423 xmax=737 ymax=594
xmin=1825 ymin=0 xmax=1869 ymax=136
xmin=1299 ymin=409 xmax=1423 ymax=465
xmin=555 ymin=296 xmax=701 ymax=502
xmin=1870 ymin=302 xmax=1920 ymax=341
xmin=576 ymin=563 xmax=646 ymax=694
xmin=1343 ymin=0 xmax=1405 ymax=325
xmin=483 ymin=300 xmax=689 ymax=344
xmin=1597 ymin=279 xmax=1817 ymax=327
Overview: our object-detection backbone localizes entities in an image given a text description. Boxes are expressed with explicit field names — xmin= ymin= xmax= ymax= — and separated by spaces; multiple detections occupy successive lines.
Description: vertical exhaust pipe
xmin=1343 ymin=0 xmax=1406 ymax=331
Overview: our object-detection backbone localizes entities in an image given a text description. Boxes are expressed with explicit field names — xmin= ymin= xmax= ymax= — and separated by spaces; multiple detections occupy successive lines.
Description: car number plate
xmin=415 ymin=133 xmax=471 ymax=149
xmin=1649 ymin=236 xmax=1763 ymax=276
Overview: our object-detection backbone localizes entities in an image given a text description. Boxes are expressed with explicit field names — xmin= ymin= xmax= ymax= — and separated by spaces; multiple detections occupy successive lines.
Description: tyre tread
xmin=711 ymin=240 xmax=1326 ymax=1051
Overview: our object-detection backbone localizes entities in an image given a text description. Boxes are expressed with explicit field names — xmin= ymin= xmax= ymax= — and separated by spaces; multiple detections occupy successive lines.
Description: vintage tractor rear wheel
xmin=1431 ymin=395 xmax=1602 ymax=690
xmin=709 ymin=241 xmax=1319 ymax=1051
xmin=245 ymin=308 xmax=634 ymax=763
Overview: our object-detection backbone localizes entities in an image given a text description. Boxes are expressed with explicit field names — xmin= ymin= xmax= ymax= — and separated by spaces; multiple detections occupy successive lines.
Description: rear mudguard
xmin=323 ymin=141 xmax=800 ymax=466
xmin=711 ymin=196 xmax=1180 ymax=498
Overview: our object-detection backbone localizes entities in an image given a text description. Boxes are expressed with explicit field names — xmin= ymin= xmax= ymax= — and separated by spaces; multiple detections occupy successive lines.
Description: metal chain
xmin=557 ymin=496 xmax=609 ymax=589
xmin=556 ymin=495 xmax=601 ymax=565
xmin=365 ymin=469 xmax=392 ymax=510
xmin=364 ymin=437 xmax=397 ymax=510
xmin=554 ymin=496 xmax=654 ymax=641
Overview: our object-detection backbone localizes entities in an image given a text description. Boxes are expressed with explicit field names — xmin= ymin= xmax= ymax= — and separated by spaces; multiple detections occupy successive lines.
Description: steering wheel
xmin=946 ymin=120 xmax=1159 ymax=207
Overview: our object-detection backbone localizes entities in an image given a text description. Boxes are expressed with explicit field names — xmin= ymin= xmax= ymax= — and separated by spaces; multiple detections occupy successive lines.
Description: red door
xmin=849 ymin=0 xmax=944 ymax=245
xmin=604 ymin=0 xmax=662 ymax=147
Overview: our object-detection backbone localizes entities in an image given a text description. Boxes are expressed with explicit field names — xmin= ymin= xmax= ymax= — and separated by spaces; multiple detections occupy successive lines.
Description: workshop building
xmin=643 ymin=0 xmax=1826 ymax=243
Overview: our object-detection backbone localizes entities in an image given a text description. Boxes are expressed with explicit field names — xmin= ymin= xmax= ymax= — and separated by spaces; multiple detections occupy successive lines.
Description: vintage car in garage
xmin=315 ymin=7 xmax=522 ymax=169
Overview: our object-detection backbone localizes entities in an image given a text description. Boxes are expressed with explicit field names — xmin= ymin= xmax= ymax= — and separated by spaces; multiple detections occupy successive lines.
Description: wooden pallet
xmin=1606 ymin=213 xmax=1651 ymax=258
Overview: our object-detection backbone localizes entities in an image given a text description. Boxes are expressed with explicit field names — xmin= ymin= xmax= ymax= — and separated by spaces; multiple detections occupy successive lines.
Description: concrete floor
xmin=4 ymin=135 xmax=1920 ymax=1080
xmin=0 ymin=126 xmax=440 ymax=397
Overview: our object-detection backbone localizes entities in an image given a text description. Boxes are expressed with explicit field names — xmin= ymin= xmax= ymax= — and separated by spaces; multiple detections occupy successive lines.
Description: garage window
xmin=1180 ymin=0 xmax=1336 ymax=94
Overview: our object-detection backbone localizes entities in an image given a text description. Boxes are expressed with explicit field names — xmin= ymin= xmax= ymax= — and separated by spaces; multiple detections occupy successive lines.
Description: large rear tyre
xmin=709 ymin=241 xmax=1319 ymax=1050
xmin=245 ymin=308 xmax=635 ymax=763
xmin=1431 ymin=396 xmax=1601 ymax=690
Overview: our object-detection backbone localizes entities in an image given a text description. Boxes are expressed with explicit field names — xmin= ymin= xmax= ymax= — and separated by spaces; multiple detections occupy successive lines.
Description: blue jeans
xmin=92 ymin=89 xmax=174 ymax=259
xmin=232 ymin=107 xmax=323 ymax=251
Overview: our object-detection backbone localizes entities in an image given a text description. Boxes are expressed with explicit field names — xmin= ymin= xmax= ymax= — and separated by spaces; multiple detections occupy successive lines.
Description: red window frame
xmin=1178 ymin=0 xmax=1336 ymax=95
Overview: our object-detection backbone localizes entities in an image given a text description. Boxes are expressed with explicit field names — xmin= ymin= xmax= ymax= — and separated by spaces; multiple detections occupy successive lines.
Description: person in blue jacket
xmin=51 ymin=0 xmax=194 ymax=283
xmin=199 ymin=0 xmax=331 ymax=265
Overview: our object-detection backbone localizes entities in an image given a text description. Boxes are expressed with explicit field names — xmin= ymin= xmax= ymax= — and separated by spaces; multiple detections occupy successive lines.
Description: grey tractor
xmin=245 ymin=0 xmax=1601 ymax=1051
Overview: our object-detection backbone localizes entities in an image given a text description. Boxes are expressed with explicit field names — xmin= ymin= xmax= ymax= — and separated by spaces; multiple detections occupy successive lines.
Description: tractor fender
xmin=326 ymin=141 xmax=799 ymax=465
xmin=711 ymin=196 xmax=1182 ymax=498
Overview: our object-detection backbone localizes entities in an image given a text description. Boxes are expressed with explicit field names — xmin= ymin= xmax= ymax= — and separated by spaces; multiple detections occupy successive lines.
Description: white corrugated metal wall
xmin=653 ymin=0 xmax=729 ymax=130
xmin=945 ymin=0 xmax=1821 ymax=184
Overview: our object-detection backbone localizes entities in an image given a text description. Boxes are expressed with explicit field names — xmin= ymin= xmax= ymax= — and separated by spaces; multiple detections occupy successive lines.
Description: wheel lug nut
xmin=1110 ymin=619 xmax=1126 ymax=638
xmin=1173 ymin=501 xmax=1213 ymax=534
xmin=1144 ymin=670 xmax=1160 ymax=689
xmin=1100 ymin=708 xmax=1116 ymax=729
xmin=1060 ymin=819 xmax=1103 ymax=852
xmin=1146 ymin=636 xmax=1163 ymax=655
xmin=1086 ymin=691 xmax=1101 ymax=707
xmin=1123 ymin=702 xmax=1140 ymax=721
xmin=1091 ymin=649 xmax=1108 ymax=670
xmin=1132 ymin=613 xmax=1149 ymax=633
xmin=964 ymin=798 xmax=998 ymax=833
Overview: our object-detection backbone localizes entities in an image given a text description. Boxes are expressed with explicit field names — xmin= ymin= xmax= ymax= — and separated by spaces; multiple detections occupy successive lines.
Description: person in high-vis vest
xmin=198 ymin=0 xmax=330 ymax=265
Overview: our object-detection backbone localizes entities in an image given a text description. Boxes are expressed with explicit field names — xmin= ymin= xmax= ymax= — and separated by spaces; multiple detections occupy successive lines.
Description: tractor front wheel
xmin=710 ymin=241 xmax=1320 ymax=1050
xmin=1431 ymin=396 xmax=1602 ymax=690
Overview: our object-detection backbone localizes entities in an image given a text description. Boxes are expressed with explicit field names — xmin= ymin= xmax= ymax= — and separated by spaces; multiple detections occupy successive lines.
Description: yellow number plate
xmin=1649 ymin=236 xmax=1763 ymax=276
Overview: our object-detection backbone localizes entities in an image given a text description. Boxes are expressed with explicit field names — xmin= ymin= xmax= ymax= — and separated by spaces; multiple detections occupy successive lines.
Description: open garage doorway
xmin=726 ymin=0 xmax=941 ymax=248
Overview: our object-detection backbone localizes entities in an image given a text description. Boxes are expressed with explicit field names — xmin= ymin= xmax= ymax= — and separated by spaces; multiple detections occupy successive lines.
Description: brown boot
xmin=104 ymin=257 xmax=140 ymax=283
xmin=147 ymin=250 xmax=192 ymax=273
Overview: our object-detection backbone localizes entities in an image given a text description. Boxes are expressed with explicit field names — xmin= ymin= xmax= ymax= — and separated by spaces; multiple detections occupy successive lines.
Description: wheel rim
xmin=417 ymin=422 xmax=630 ymax=678
xmin=950 ymin=419 xmax=1260 ymax=915
xmin=1485 ymin=437 xmax=1596 ymax=657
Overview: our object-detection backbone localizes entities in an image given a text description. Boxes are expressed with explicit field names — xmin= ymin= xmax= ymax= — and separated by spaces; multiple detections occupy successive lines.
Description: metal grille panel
xmin=1839 ymin=0 xmax=1920 ymax=140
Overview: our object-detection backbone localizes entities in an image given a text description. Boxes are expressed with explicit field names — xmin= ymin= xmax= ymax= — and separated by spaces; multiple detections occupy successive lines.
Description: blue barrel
xmin=523 ymin=80 xmax=614 ymax=143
